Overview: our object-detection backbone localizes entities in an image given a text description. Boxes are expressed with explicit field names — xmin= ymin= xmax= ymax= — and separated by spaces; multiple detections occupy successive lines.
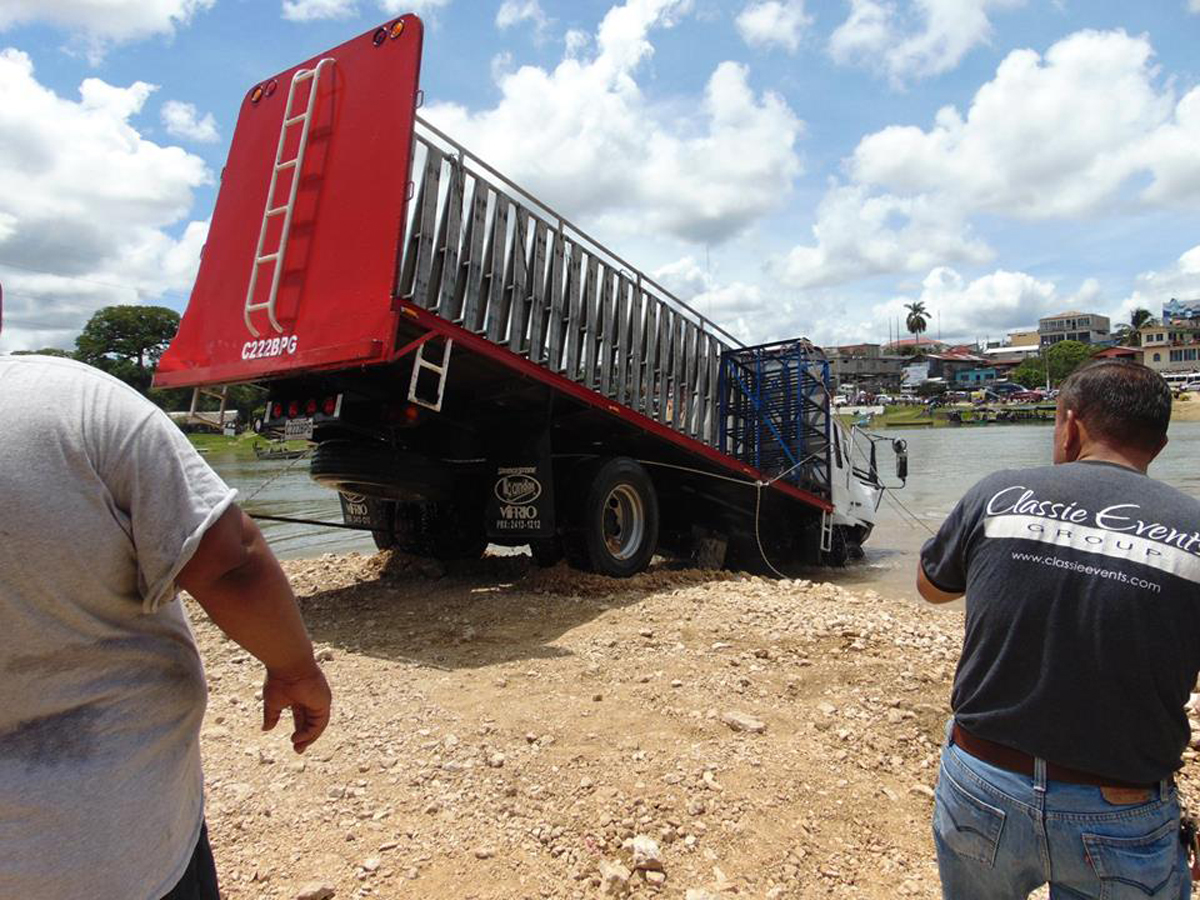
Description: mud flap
xmin=338 ymin=492 xmax=394 ymax=531
xmin=485 ymin=430 xmax=555 ymax=540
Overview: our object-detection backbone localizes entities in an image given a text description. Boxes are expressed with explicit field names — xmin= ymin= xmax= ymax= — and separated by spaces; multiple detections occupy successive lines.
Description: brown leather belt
xmin=952 ymin=723 xmax=1155 ymax=790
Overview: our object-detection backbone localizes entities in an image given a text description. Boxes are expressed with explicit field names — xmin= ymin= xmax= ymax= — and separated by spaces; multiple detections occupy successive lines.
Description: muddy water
xmin=207 ymin=421 xmax=1200 ymax=595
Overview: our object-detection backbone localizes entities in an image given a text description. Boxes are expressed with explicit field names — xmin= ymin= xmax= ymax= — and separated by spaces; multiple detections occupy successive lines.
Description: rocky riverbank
xmin=190 ymin=552 xmax=1200 ymax=900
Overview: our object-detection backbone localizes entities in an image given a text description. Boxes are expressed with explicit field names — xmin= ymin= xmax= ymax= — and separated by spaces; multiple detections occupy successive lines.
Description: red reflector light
xmin=404 ymin=404 xmax=420 ymax=423
xmin=287 ymin=401 xmax=300 ymax=418
xmin=323 ymin=396 xmax=337 ymax=416
xmin=306 ymin=398 xmax=318 ymax=416
xmin=272 ymin=402 xmax=283 ymax=419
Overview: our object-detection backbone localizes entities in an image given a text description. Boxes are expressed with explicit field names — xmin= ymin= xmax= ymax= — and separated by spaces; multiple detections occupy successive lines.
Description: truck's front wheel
xmin=569 ymin=457 xmax=659 ymax=578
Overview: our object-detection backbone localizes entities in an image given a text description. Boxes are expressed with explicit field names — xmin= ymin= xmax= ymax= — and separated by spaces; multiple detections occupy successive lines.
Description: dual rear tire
xmin=563 ymin=457 xmax=659 ymax=578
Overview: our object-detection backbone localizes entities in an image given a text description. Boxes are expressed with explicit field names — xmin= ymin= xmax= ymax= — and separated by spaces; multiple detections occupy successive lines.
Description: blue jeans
xmin=934 ymin=726 xmax=1190 ymax=899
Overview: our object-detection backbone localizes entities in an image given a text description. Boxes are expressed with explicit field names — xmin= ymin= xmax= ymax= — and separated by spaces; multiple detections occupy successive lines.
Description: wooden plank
xmin=656 ymin=308 xmax=673 ymax=424
xmin=563 ymin=243 xmax=583 ymax=379
xmin=614 ymin=274 xmax=630 ymax=404
xmin=437 ymin=158 xmax=464 ymax=320
xmin=671 ymin=314 xmax=686 ymax=430
xmin=459 ymin=180 xmax=489 ymax=333
xmin=546 ymin=230 xmax=567 ymax=371
xmin=582 ymin=256 xmax=601 ymax=388
xmin=484 ymin=196 xmax=510 ymax=344
xmin=410 ymin=148 xmax=443 ymax=310
xmin=507 ymin=207 xmax=530 ymax=355
xmin=642 ymin=299 xmax=660 ymax=418
xmin=526 ymin=219 xmax=549 ymax=362
xmin=627 ymin=288 xmax=644 ymax=413
xmin=598 ymin=265 xmax=615 ymax=396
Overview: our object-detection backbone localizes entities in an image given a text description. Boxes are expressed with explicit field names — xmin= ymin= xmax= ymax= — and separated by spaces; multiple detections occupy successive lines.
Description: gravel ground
xmin=189 ymin=552 xmax=1200 ymax=900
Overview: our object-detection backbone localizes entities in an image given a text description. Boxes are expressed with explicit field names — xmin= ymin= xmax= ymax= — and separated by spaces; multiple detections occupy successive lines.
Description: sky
xmin=1 ymin=0 xmax=1199 ymax=353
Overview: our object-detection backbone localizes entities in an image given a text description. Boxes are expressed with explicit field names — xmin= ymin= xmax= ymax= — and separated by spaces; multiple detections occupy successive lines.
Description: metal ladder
xmin=408 ymin=338 xmax=454 ymax=412
xmin=244 ymin=58 xmax=335 ymax=337
xmin=188 ymin=385 xmax=230 ymax=430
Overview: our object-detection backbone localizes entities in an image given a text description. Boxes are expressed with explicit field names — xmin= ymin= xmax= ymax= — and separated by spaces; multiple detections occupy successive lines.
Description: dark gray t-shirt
xmin=922 ymin=460 xmax=1200 ymax=784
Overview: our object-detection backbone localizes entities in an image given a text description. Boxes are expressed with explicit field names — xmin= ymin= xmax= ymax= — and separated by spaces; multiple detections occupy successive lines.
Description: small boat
xmin=253 ymin=442 xmax=308 ymax=461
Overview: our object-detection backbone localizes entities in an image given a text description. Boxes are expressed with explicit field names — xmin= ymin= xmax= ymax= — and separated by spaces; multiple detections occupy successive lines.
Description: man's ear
xmin=1060 ymin=408 xmax=1082 ymax=462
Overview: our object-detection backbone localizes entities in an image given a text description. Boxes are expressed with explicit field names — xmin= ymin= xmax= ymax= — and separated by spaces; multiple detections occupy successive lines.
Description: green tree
xmin=1008 ymin=341 xmax=1094 ymax=389
xmin=75 ymin=305 xmax=180 ymax=393
xmin=1117 ymin=307 xmax=1155 ymax=346
xmin=1010 ymin=357 xmax=1046 ymax=388
xmin=1045 ymin=340 xmax=1093 ymax=384
xmin=12 ymin=347 xmax=74 ymax=358
xmin=905 ymin=301 xmax=929 ymax=345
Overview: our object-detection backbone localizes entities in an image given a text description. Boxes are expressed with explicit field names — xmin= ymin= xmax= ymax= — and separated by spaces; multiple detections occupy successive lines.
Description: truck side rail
xmin=397 ymin=115 xmax=742 ymax=448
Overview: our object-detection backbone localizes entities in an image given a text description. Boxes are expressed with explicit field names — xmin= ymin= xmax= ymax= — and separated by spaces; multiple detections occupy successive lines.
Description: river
xmin=208 ymin=421 xmax=1200 ymax=601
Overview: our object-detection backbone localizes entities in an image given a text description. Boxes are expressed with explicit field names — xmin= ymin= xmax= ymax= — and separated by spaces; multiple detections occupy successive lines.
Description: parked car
xmin=1011 ymin=390 xmax=1044 ymax=403
xmin=990 ymin=382 xmax=1024 ymax=395
xmin=1184 ymin=382 xmax=1200 ymax=392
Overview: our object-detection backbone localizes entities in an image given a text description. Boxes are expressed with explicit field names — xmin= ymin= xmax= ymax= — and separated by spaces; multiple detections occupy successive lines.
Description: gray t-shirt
xmin=0 ymin=356 xmax=236 ymax=898
xmin=922 ymin=460 xmax=1200 ymax=783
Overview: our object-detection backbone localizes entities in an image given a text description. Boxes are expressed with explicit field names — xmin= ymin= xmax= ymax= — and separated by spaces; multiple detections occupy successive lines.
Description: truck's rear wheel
xmin=570 ymin=457 xmax=658 ymax=578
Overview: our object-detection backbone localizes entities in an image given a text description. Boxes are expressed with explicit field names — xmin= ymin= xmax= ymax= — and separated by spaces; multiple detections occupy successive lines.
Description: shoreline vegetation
xmin=837 ymin=395 xmax=1200 ymax=429
xmin=185 ymin=395 xmax=1200 ymax=457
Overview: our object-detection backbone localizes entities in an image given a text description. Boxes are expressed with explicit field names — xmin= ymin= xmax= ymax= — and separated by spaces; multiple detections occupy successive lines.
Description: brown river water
xmin=207 ymin=420 xmax=1200 ymax=603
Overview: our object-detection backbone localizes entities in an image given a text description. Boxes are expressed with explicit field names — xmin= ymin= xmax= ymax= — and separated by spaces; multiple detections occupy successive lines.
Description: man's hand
xmin=262 ymin=660 xmax=332 ymax=754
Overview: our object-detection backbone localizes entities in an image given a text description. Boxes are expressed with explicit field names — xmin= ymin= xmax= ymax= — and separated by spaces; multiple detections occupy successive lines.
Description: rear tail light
xmin=271 ymin=402 xmax=283 ymax=419
xmin=322 ymin=396 xmax=337 ymax=416
xmin=305 ymin=398 xmax=318 ymax=416
xmin=287 ymin=400 xmax=300 ymax=418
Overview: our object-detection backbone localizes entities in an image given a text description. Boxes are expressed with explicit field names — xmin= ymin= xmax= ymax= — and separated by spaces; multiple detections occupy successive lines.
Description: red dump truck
xmin=155 ymin=15 xmax=906 ymax=576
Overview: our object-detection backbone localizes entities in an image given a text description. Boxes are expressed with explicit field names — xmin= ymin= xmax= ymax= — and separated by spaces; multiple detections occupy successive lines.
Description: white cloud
xmin=1113 ymin=243 xmax=1200 ymax=326
xmin=0 ymin=0 xmax=214 ymax=61
xmin=426 ymin=0 xmax=802 ymax=245
xmin=830 ymin=0 xmax=1023 ymax=85
xmin=161 ymin=100 xmax=219 ymax=143
xmin=282 ymin=0 xmax=356 ymax=22
xmin=736 ymin=1 xmax=812 ymax=54
xmin=284 ymin=0 xmax=450 ymax=22
xmin=1190 ymin=0 xmax=1200 ymax=13
xmin=497 ymin=0 xmax=550 ymax=38
xmin=873 ymin=267 xmax=1061 ymax=343
xmin=0 ymin=50 xmax=210 ymax=351
xmin=378 ymin=0 xmax=452 ymax=14
xmin=778 ymin=28 xmax=1200 ymax=292
xmin=850 ymin=30 xmax=1200 ymax=217
xmin=773 ymin=185 xmax=991 ymax=289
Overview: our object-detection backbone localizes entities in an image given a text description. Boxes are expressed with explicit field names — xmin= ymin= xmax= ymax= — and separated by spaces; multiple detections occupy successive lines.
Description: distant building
xmin=882 ymin=337 xmax=948 ymax=354
xmin=823 ymin=342 xmax=905 ymax=392
xmin=955 ymin=367 xmax=999 ymax=386
xmin=1163 ymin=299 xmax=1200 ymax=323
xmin=1008 ymin=329 xmax=1039 ymax=347
xmin=1038 ymin=311 xmax=1110 ymax=346
xmin=1137 ymin=320 xmax=1200 ymax=373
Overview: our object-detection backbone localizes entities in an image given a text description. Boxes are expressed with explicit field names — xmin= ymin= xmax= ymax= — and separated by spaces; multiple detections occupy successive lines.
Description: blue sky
xmin=1 ymin=0 xmax=1198 ymax=352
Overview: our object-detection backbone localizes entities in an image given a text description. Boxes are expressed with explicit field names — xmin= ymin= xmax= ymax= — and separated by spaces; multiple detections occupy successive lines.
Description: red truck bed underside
xmin=155 ymin=17 xmax=423 ymax=387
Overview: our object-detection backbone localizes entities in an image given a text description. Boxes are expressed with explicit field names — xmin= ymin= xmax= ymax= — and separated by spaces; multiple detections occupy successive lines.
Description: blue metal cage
xmin=718 ymin=338 xmax=833 ymax=497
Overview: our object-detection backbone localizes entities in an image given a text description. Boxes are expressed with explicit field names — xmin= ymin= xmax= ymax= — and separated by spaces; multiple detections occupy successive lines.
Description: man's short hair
xmin=1058 ymin=360 xmax=1171 ymax=452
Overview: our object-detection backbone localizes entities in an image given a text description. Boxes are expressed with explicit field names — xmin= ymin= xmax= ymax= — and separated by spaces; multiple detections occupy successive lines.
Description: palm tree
xmin=1120 ymin=307 xmax=1154 ymax=346
xmin=905 ymin=301 xmax=929 ymax=346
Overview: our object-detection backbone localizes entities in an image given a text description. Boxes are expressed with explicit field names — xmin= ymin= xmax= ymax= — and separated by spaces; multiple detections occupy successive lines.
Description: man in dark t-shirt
xmin=919 ymin=360 xmax=1199 ymax=900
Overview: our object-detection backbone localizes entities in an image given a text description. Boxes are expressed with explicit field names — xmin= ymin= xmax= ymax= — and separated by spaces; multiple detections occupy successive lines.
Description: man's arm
xmin=917 ymin=563 xmax=964 ymax=604
xmin=178 ymin=505 xmax=331 ymax=753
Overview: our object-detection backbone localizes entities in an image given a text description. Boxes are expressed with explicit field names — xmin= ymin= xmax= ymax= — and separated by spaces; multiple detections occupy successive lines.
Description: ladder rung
xmin=276 ymin=159 xmax=298 ymax=172
xmin=256 ymin=252 xmax=280 ymax=264
xmin=284 ymin=114 xmax=306 ymax=127
xmin=266 ymin=207 xmax=287 ymax=217
xmin=293 ymin=68 xmax=316 ymax=83
xmin=245 ymin=301 xmax=273 ymax=311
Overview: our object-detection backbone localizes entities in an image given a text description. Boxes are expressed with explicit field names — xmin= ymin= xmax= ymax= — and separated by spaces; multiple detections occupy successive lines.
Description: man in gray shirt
xmin=0 ymin=355 xmax=333 ymax=899
xmin=919 ymin=360 xmax=1200 ymax=899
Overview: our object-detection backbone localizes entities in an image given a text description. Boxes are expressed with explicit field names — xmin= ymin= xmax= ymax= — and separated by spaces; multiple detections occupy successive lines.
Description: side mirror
xmin=894 ymin=439 xmax=908 ymax=483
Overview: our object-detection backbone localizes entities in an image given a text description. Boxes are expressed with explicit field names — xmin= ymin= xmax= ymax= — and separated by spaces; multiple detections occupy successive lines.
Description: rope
xmin=249 ymin=513 xmax=375 ymax=532
xmin=241 ymin=446 xmax=314 ymax=505
xmin=639 ymin=455 xmax=820 ymax=578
